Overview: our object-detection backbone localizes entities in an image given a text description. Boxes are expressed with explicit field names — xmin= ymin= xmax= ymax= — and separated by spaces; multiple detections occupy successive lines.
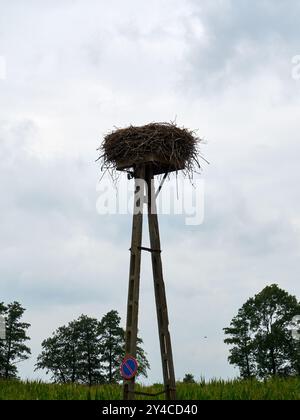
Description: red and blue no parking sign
xmin=120 ymin=355 xmax=138 ymax=380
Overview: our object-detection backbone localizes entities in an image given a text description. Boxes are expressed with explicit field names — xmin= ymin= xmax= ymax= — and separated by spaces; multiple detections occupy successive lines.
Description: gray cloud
xmin=182 ymin=0 xmax=300 ymax=92
xmin=0 ymin=0 xmax=299 ymax=384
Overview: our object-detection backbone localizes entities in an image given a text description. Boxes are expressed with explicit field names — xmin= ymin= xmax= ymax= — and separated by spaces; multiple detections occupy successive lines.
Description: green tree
xmin=224 ymin=307 xmax=256 ymax=379
xmin=183 ymin=373 xmax=196 ymax=383
xmin=99 ymin=310 xmax=150 ymax=383
xmin=0 ymin=302 xmax=31 ymax=379
xmin=35 ymin=327 xmax=72 ymax=383
xmin=224 ymin=285 xmax=300 ymax=379
xmin=36 ymin=315 xmax=103 ymax=385
xmin=99 ymin=310 xmax=124 ymax=383
xmin=36 ymin=310 xmax=150 ymax=385
xmin=75 ymin=315 xmax=103 ymax=386
xmin=135 ymin=336 xmax=150 ymax=379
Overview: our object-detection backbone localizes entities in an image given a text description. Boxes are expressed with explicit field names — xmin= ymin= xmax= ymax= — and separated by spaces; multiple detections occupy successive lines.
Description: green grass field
xmin=0 ymin=377 xmax=299 ymax=400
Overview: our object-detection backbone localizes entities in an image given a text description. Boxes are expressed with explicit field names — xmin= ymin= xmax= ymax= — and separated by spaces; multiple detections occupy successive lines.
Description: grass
xmin=0 ymin=377 xmax=299 ymax=400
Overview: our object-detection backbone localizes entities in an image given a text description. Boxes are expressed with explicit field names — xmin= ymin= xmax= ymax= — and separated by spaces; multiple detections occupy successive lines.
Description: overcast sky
xmin=1 ymin=0 xmax=300 ymax=383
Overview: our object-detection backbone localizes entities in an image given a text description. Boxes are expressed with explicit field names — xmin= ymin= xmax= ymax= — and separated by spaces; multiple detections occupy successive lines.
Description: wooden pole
xmin=146 ymin=165 xmax=177 ymax=400
xmin=123 ymin=165 xmax=145 ymax=400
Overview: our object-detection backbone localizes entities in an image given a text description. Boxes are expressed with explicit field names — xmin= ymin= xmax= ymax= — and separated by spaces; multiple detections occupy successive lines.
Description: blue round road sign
xmin=120 ymin=356 xmax=138 ymax=380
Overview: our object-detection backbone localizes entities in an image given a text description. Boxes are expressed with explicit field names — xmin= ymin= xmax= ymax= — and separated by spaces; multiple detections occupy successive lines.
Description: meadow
xmin=0 ymin=377 xmax=299 ymax=400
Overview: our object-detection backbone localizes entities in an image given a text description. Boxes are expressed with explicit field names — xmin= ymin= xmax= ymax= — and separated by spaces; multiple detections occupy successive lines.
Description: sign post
xmin=120 ymin=356 xmax=138 ymax=381
xmin=121 ymin=355 xmax=138 ymax=400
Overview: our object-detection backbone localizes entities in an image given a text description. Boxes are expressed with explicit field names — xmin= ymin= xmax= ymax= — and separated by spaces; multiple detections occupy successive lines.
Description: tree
xmin=224 ymin=307 xmax=256 ymax=379
xmin=35 ymin=326 xmax=72 ymax=383
xmin=99 ymin=310 xmax=150 ymax=383
xmin=135 ymin=336 xmax=150 ymax=380
xmin=0 ymin=302 xmax=31 ymax=379
xmin=99 ymin=310 xmax=124 ymax=383
xmin=36 ymin=315 xmax=103 ymax=385
xmin=36 ymin=310 xmax=150 ymax=385
xmin=224 ymin=285 xmax=300 ymax=379
xmin=75 ymin=315 xmax=103 ymax=386
xmin=183 ymin=373 xmax=196 ymax=383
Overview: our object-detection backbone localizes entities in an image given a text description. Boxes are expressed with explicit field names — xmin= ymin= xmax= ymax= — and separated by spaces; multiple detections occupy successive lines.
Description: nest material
xmin=98 ymin=122 xmax=205 ymax=177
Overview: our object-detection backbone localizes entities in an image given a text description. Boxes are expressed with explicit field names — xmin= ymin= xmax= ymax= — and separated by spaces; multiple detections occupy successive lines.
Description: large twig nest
xmin=97 ymin=122 xmax=205 ymax=177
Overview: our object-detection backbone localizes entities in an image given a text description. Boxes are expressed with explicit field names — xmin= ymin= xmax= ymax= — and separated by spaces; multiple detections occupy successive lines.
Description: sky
xmin=0 ymin=0 xmax=300 ymax=383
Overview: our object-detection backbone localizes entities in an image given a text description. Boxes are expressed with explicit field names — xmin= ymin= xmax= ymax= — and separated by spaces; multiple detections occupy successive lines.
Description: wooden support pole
xmin=146 ymin=165 xmax=177 ymax=400
xmin=123 ymin=165 xmax=145 ymax=400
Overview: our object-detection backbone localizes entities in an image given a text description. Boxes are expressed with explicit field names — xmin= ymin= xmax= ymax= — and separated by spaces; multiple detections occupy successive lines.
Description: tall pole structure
xmin=99 ymin=122 xmax=202 ymax=401
xmin=146 ymin=165 xmax=176 ymax=400
xmin=123 ymin=163 xmax=176 ymax=400
xmin=123 ymin=165 xmax=145 ymax=400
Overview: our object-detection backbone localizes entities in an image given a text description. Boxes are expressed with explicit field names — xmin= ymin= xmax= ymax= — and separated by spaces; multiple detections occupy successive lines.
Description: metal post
xmin=123 ymin=165 xmax=145 ymax=400
xmin=146 ymin=165 xmax=177 ymax=400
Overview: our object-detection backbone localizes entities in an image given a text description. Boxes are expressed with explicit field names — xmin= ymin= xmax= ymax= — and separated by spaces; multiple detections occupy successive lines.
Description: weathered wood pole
xmin=123 ymin=165 xmax=145 ymax=400
xmin=146 ymin=165 xmax=177 ymax=400
xmin=123 ymin=164 xmax=176 ymax=400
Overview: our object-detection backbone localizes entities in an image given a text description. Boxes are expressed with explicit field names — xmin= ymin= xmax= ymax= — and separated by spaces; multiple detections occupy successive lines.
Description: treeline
xmin=1 ymin=284 xmax=299 ymax=383
xmin=0 ymin=307 xmax=149 ymax=384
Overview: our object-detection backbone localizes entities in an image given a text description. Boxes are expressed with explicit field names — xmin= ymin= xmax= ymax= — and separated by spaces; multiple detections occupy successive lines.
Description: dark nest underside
xmin=97 ymin=122 xmax=206 ymax=178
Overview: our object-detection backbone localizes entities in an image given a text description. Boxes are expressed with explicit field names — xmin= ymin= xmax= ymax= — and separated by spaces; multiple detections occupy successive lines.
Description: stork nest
xmin=97 ymin=122 xmax=206 ymax=178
